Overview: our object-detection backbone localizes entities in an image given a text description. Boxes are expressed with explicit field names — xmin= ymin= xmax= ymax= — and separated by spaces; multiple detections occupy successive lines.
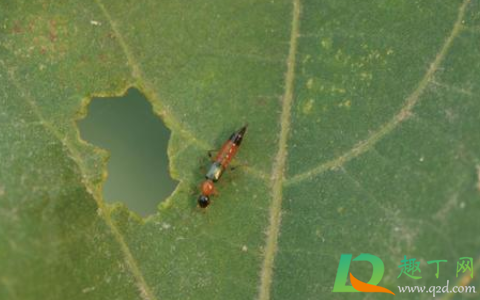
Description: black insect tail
xmin=230 ymin=125 xmax=247 ymax=145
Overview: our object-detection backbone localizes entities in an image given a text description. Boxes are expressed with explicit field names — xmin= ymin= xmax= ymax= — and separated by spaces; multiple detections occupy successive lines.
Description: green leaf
xmin=1 ymin=0 xmax=480 ymax=299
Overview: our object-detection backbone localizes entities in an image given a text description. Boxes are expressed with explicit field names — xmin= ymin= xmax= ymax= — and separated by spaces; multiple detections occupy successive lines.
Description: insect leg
xmin=207 ymin=149 xmax=218 ymax=161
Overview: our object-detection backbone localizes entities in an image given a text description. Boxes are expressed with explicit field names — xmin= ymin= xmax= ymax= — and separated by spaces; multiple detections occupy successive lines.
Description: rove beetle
xmin=198 ymin=125 xmax=247 ymax=208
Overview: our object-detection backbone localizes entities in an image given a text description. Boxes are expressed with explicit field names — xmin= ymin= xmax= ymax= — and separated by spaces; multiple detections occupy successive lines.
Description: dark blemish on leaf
xmin=106 ymin=32 xmax=116 ymax=40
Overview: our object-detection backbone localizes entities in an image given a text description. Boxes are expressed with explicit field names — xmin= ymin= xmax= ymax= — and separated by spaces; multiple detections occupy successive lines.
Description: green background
xmin=1 ymin=0 xmax=480 ymax=299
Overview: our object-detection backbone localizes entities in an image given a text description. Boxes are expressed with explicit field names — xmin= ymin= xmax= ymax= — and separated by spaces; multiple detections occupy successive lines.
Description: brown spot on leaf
xmin=49 ymin=20 xmax=57 ymax=42
xmin=98 ymin=53 xmax=108 ymax=63
xmin=12 ymin=21 xmax=23 ymax=34
xmin=106 ymin=32 xmax=116 ymax=40
xmin=28 ymin=20 xmax=35 ymax=33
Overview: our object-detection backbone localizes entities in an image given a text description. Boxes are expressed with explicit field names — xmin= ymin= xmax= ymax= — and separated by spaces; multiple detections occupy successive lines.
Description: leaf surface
xmin=1 ymin=0 xmax=480 ymax=299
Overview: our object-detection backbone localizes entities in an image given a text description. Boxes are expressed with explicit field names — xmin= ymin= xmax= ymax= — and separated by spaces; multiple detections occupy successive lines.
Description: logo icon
xmin=333 ymin=254 xmax=395 ymax=295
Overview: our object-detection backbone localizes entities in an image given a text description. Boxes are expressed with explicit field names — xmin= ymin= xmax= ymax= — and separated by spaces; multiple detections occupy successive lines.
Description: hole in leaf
xmin=78 ymin=88 xmax=177 ymax=217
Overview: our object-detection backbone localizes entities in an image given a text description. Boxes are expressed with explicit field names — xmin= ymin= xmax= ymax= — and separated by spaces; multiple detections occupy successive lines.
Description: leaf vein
xmin=0 ymin=61 xmax=159 ymax=300
xmin=286 ymin=0 xmax=471 ymax=186
xmin=94 ymin=0 xmax=270 ymax=184
xmin=257 ymin=0 xmax=301 ymax=299
xmin=94 ymin=0 xmax=210 ymax=152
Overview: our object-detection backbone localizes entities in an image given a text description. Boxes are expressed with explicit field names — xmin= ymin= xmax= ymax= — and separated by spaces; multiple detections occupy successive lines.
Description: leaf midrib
xmin=257 ymin=0 xmax=301 ymax=299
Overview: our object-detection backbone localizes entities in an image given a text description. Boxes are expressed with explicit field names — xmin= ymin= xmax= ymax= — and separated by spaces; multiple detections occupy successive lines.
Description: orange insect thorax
xmin=201 ymin=180 xmax=215 ymax=196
